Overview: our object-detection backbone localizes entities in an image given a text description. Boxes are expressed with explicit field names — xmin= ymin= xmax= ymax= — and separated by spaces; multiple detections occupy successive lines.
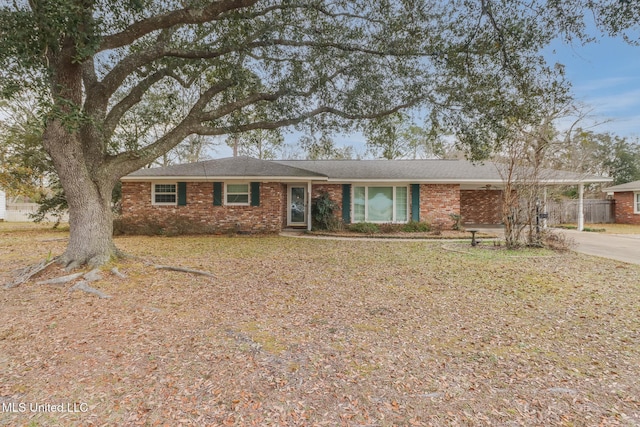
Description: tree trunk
xmin=43 ymin=121 xmax=118 ymax=269
xmin=62 ymin=182 xmax=117 ymax=269
xmin=40 ymin=43 xmax=121 ymax=269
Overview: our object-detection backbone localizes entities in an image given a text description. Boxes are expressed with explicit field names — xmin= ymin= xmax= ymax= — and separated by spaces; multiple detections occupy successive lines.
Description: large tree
xmin=0 ymin=0 xmax=633 ymax=267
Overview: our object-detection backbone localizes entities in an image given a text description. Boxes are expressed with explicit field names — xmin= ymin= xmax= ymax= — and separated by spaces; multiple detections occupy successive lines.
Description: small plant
xmin=311 ymin=192 xmax=339 ymax=230
xmin=348 ymin=222 xmax=380 ymax=234
xmin=449 ymin=213 xmax=464 ymax=231
xmin=400 ymin=221 xmax=431 ymax=232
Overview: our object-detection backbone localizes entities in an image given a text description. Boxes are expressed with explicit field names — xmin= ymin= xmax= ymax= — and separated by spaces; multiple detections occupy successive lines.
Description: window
xmin=635 ymin=192 xmax=640 ymax=214
xmin=153 ymin=183 xmax=176 ymax=205
xmin=352 ymin=186 xmax=409 ymax=223
xmin=226 ymin=183 xmax=250 ymax=205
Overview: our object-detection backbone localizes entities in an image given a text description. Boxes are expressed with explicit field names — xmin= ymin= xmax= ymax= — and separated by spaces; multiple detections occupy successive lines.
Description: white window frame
xmin=635 ymin=192 xmax=640 ymax=214
xmin=225 ymin=182 xmax=250 ymax=206
xmin=152 ymin=182 xmax=177 ymax=206
xmin=352 ymin=185 xmax=409 ymax=223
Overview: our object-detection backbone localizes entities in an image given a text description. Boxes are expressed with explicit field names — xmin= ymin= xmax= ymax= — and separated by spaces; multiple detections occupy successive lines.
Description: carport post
xmin=577 ymin=183 xmax=584 ymax=231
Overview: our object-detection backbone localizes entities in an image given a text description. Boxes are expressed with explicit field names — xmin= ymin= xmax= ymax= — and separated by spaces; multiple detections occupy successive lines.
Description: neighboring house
xmin=604 ymin=180 xmax=640 ymax=225
xmin=120 ymin=156 xmax=610 ymax=233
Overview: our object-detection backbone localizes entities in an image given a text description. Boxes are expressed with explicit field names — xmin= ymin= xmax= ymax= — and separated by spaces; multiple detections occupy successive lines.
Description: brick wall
xmin=121 ymin=181 xmax=286 ymax=233
xmin=460 ymin=190 xmax=503 ymax=224
xmin=419 ymin=184 xmax=460 ymax=228
xmin=613 ymin=192 xmax=640 ymax=224
xmin=121 ymin=181 xmax=471 ymax=233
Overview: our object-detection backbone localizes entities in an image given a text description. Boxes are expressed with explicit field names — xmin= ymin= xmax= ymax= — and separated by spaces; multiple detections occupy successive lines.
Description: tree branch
xmin=103 ymin=68 xmax=172 ymax=139
xmin=99 ymin=0 xmax=260 ymax=51
xmin=193 ymin=100 xmax=423 ymax=136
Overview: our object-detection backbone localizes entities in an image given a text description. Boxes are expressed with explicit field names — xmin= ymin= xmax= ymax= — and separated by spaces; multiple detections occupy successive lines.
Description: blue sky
xmin=547 ymin=36 xmax=640 ymax=139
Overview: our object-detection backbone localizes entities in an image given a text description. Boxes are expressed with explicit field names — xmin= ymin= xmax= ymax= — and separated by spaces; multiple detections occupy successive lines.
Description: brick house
xmin=120 ymin=156 xmax=608 ymax=233
xmin=604 ymin=180 xmax=640 ymax=225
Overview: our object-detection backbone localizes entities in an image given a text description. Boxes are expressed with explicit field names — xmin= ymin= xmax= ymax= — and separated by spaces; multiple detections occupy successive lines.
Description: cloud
xmin=574 ymin=76 xmax=638 ymax=93
xmin=581 ymin=89 xmax=640 ymax=115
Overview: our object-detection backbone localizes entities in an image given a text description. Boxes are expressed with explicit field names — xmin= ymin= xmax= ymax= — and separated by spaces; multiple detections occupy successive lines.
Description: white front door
xmin=287 ymin=185 xmax=307 ymax=226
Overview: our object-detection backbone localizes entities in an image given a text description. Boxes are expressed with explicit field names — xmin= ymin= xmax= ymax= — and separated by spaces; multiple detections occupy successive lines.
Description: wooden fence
xmin=545 ymin=199 xmax=614 ymax=225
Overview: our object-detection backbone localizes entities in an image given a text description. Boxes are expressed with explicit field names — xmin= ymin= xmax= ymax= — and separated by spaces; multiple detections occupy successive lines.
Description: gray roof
xmin=125 ymin=156 xmax=324 ymax=179
xmin=123 ymin=156 xmax=610 ymax=184
xmin=602 ymin=180 xmax=640 ymax=192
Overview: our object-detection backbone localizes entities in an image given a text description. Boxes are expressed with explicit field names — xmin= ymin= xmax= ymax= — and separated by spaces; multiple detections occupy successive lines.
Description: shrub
xmin=400 ymin=221 xmax=431 ymax=232
xmin=348 ymin=222 xmax=380 ymax=234
xmin=311 ymin=192 xmax=339 ymax=230
xmin=541 ymin=230 xmax=576 ymax=252
xmin=113 ymin=214 xmax=221 ymax=236
xmin=449 ymin=213 xmax=464 ymax=231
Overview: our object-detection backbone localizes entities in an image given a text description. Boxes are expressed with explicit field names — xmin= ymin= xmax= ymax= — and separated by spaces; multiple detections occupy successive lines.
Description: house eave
xmin=121 ymin=175 xmax=329 ymax=182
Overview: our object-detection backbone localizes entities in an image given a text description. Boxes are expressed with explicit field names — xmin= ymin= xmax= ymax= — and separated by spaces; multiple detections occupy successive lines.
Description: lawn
xmin=556 ymin=223 xmax=640 ymax=234
xmin=1 ymin=223 xmax=639 ymax=426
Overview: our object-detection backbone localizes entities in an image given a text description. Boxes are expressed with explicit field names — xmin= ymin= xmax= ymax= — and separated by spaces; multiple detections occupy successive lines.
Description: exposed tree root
xmin=36 ymin=272 xmax=83 ymax=286
xmin=4 ymin=257 xmax=116 ymax=299
xmin=5 ymin=253 xmax=210 ymax=298
xmin=69 ymin=281 xmax=112 ymax=299
xmin=83 ymin=268 xmax=103 ymax=282
xmin=154 ymin=265 xmax=215 ymax=278
xmin=68 ymin=268 xmax=111 ymax=298
xmin=4 ymin=259 xmax=57 ymax=289
xmin=111 ymin=267 xmax=127 ymax=279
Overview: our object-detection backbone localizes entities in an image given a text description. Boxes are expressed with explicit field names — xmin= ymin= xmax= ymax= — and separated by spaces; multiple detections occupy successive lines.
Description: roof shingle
xmin=123 ymin=156 xmax=609 ymax=184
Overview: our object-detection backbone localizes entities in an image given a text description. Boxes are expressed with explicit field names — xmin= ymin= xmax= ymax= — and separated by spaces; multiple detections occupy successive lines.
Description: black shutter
xmin=177 ymin=182 xmax=187 ymax=206
xmin=342 ymin=184 xmax=351 ymax=223
xmin=250 ymin=182 xmax=260 ymax=206
xmin=411 ymin=184 xmax=420 ymax=221
xmin=213 ymin=182 xmax=223 ymax=206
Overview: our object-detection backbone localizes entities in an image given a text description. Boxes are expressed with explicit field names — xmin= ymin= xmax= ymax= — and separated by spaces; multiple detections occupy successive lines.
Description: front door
xmin=288 ymin=185 xmax=307 ymax=226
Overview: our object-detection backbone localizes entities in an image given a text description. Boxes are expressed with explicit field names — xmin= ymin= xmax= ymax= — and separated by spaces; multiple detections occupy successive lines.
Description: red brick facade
xmin=121 ymin=181 xmax=287 ymax=233
xmin=460 ymin=189 xmax=503 ymax=224
xmin=120 ymin=181 xmax=505 ymax=234
xmin=613 ymin=192 xmax=640 ymax=224
xmin=418 ymin=184 xmax=460 ymax=228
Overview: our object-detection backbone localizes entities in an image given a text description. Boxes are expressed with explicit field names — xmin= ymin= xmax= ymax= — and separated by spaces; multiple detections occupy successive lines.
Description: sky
xmin=546 ymin=36 xmax=640 ymax=139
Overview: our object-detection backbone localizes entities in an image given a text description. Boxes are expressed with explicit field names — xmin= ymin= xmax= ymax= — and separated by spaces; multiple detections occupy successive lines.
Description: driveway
xmin=556 ymin=229 xmax=640 ymax=266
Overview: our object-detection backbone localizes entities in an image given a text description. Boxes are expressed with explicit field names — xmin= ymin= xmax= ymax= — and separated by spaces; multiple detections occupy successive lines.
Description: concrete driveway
xmin=556 ymin=229 xmax=640 ymax=265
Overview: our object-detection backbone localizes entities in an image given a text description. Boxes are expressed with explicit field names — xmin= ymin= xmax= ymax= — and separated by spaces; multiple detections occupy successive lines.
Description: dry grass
xmin=596 ymin=224 xmax=640 ymax=234
xmin=1 ymin=223 xmax=639 ymax=426
xmin=558 ymin=223 xmax=640 ymax=234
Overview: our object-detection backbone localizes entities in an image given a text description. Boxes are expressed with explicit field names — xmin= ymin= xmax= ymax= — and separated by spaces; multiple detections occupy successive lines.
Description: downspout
xmin=577 ymin=183 xmax=584 ymax=231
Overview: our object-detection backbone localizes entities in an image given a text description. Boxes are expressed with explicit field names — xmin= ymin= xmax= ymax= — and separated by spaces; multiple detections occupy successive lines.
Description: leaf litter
xmin=0 ymin=225 xmax=639 ymax=426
